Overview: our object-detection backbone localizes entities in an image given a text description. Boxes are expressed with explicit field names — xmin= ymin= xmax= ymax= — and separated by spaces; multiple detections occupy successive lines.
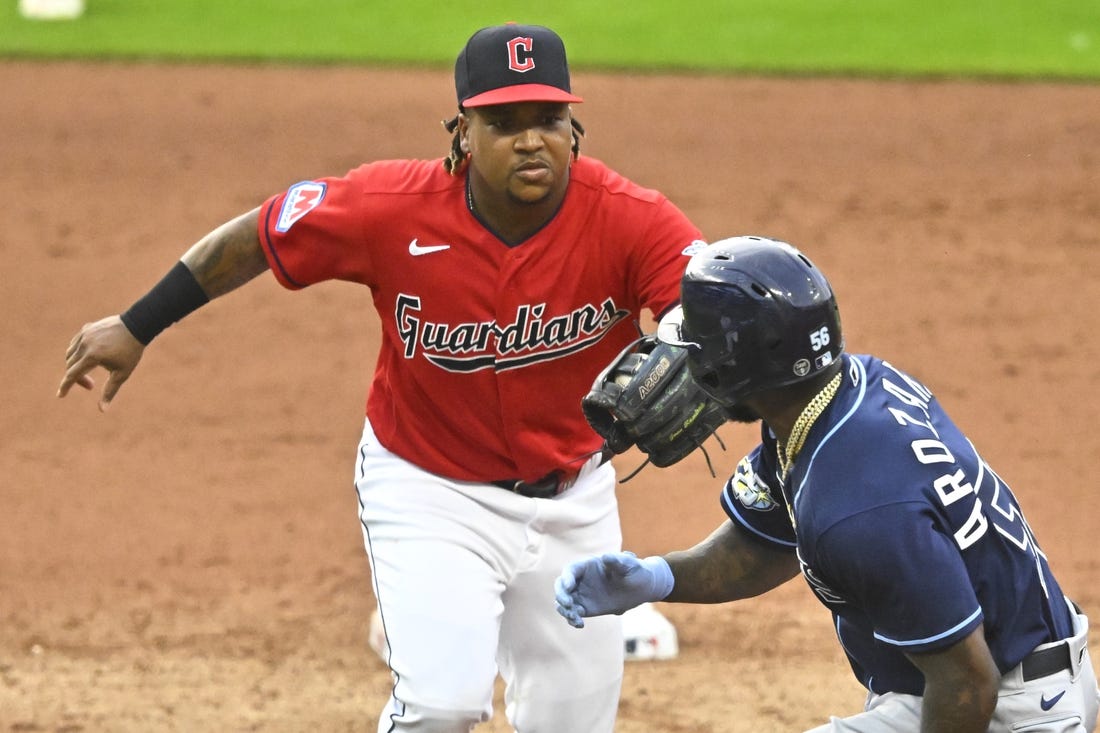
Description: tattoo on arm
xmin=181 ymin=208 xmax=269 ymax=299
xmin=664 ymin=523 xmax=799 ymax=604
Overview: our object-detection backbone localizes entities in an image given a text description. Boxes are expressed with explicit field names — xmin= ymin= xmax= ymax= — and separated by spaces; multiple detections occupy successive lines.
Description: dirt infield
xmin=4 ymin=60 xmax=1099 ymax=731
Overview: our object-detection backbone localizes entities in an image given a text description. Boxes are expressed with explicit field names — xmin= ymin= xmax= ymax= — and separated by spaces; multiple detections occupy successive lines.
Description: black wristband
xmin=119 ymin=261 xmax=210 ymax=345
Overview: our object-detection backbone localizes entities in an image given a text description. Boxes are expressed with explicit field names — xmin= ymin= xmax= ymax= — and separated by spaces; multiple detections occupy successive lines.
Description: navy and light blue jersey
xmin=722 ymin=354 xmax=1072 ymax=695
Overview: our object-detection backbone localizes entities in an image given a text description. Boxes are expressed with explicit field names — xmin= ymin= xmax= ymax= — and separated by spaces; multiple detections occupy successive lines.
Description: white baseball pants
xmin=805 ymin=598 xmax=1099 ymax=732
xmin=354 ymin=419 xmax=624 ymax=733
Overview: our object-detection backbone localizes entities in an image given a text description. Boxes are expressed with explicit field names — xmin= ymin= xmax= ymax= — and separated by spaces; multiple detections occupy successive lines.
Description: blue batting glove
xmin=554 ymin=551 xmax=674 ymax=629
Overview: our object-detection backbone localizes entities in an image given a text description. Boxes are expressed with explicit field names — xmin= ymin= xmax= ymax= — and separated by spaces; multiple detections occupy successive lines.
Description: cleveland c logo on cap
xmin=507 ymin=36 xmax=535 ymax=73
xmin=455 ymin=24 xmax=582 ymax=107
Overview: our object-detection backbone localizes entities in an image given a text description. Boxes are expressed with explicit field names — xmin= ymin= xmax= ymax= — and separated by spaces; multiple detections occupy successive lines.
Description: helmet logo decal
xmin=681 ymin=240 xmax=709 ymax=256
xmin=793 ymin=359 xmax=811 ymax=377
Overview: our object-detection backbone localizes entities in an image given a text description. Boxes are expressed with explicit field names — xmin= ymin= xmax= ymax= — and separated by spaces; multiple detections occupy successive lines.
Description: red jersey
xmin=258 ymin=156 xmax=704 ymax=482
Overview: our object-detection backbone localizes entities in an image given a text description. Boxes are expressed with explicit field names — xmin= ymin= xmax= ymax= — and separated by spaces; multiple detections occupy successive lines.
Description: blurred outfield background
xmin=2 ymin=0 xmax=1099 ymax=80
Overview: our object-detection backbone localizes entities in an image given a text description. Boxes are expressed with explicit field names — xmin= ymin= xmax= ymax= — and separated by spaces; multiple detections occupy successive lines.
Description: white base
xmin=622 ymin=603 xmax=679 ymax=661
xmin=19 ymin=0 xmax=85 ymax=20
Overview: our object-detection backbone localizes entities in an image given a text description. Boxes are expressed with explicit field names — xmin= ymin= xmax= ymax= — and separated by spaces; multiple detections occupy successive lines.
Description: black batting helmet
xmin=657 ymin=236 xmax=843 ymax=407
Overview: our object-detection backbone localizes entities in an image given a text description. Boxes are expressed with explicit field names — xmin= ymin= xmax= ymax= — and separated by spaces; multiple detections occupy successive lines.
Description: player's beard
xmin=723 ymin=404 xmax=761 ymax=423
xmin=507 ymin=165 xmax=567 ymax=208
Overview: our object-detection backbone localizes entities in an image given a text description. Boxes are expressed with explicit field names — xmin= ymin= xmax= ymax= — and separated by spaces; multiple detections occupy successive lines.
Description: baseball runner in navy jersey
xmin=555 ymin=236 xmax=1099 ymax=731
xmin=58 ymin=23 xmax=707 ymax=733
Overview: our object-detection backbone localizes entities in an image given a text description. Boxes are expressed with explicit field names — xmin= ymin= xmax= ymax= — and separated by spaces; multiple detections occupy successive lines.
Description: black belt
xmin=1021 ymin=641 xmax=1072 ymax=682
xmin=490 ymin=473 xmax=570 ymax=499
xmin=490 ymin=449 xmax=613 ymax=499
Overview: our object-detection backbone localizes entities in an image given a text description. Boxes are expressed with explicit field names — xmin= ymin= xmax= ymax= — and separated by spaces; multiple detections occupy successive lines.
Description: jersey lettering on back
xmin=881 ymin=360 xmax=1046 ymax=564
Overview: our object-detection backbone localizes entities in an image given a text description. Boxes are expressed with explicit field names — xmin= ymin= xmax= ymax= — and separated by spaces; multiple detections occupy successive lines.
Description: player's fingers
xmin=65 ymin=335 xmax=80 ymax=361
xmin=554 ymin=574 xmax=577 ymax=606
xmin=557 ymin=568 xmax=580 ymax=594
xmin=61 ymin=336 xmax=84 ymax=388
xmin=61 ymin=331 xmax=97 ymax=392
xmin=98 ymin=369 xmax=130 ymax=412
xmin=566 ymin=558 xmax=593 ymax=583
xmin=555 ymin=602 xmax=585 ymax=628
xmin=57 ymin=359 xmax=95 ymax=398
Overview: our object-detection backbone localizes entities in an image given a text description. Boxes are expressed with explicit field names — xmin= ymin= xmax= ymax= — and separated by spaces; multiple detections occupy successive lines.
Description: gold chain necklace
xmin=776 ymin=371 xmax=843 ymax=482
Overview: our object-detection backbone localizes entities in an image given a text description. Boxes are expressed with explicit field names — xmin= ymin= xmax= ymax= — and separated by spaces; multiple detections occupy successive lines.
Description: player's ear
xmin=456 ymin=112 xmax=470 ymax=153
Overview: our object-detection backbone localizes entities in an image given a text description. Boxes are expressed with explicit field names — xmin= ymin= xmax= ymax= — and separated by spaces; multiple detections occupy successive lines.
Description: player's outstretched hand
xmin=554 ymin=551 xmax=674 ymax=628
xmin=57 ymin=315 xmax=145 ymax=412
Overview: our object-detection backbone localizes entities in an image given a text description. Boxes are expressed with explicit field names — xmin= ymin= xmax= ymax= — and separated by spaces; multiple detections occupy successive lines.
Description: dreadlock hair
xmin=441 ymin=108 xmax=586 ymax=175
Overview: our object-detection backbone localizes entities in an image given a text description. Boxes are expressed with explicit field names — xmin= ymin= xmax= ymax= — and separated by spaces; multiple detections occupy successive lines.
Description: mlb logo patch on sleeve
xmin=276 ymin=181 xmax=327 ymax=232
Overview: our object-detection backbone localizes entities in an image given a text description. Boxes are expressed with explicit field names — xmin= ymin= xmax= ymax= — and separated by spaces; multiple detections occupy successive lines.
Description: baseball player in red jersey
xmin=59 ymin=23 xmax=706 ymax=732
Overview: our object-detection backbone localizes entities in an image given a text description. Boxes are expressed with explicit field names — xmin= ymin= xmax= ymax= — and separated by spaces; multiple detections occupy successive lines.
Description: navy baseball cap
xmin=455 ymin=23 xmax=583 ymax=108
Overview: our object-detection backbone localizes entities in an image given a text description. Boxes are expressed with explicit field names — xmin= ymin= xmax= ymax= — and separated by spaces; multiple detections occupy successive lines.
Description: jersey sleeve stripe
xmin=720 ymin=490 xmax=798 ymax=548
xmin=259 ymin=197 xmax=307 ymax=289
xmin=873 ymin=606 xmax=983 ymax=647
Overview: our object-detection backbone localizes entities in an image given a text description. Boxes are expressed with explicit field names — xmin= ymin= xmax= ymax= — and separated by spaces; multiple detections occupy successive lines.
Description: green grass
xmin=2 ymin=0 xmax=1099 ymax=80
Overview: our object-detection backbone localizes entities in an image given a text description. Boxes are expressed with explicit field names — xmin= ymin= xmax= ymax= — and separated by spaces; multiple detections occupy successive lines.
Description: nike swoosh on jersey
xmin=408 ymin=239 xmax=451 ymax=256
xmin=1040 ymin=690 xmax=1066 ymax=711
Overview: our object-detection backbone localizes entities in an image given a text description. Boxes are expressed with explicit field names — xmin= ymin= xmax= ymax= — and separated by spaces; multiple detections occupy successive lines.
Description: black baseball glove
xmin=582 ymin=334 xmax=727 ymax=469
